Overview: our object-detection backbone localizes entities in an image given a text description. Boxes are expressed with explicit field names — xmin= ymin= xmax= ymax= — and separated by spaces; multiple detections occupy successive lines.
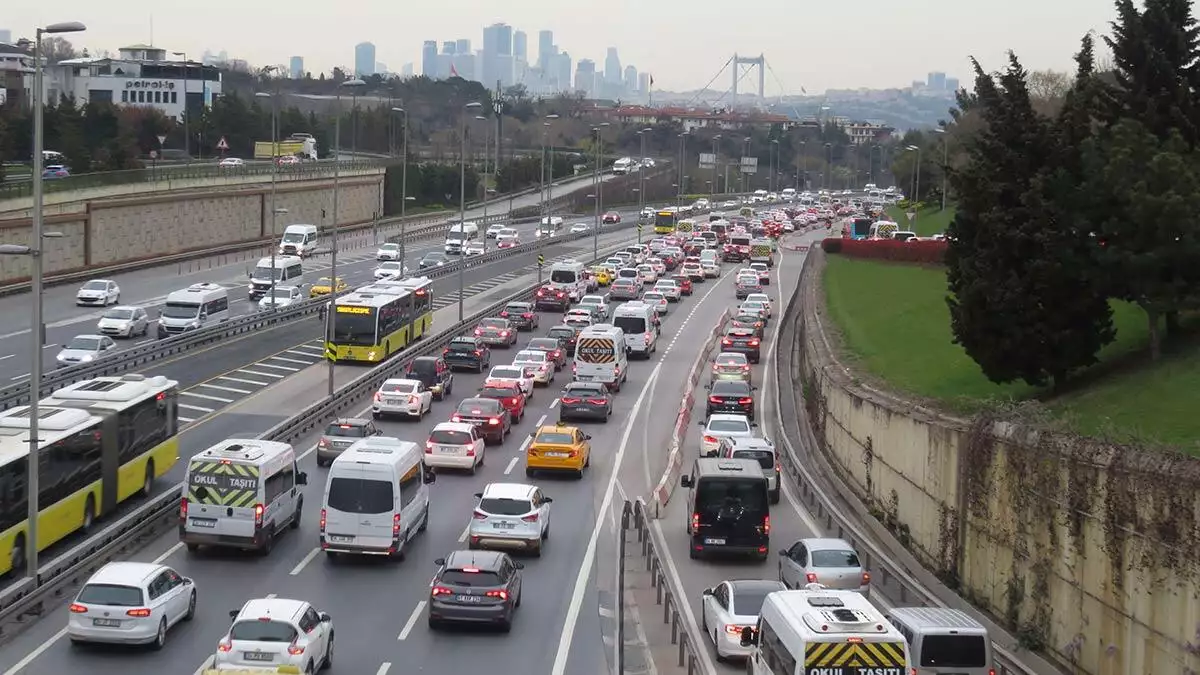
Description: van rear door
xmin=324 ymin=466 xmax=397 ymax=552
xmin=693 ymin=476 xmax=769 ymax=549
xmin=185 ymin=460 xmax=260 ymax=539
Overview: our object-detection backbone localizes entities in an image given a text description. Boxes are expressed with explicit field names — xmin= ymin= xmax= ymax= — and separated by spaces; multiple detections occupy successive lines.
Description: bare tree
xmin=39 ymin=36 xmax=78 ymax=64
xmin=1027 ymin=69 xmax=1071 ymax=116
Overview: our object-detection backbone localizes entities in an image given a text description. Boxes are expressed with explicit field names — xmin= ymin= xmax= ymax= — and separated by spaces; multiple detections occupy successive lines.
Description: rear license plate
xmin=575 ymin=376 xmax=592 ymax=381
xmin=437 ymin=446 xmax=458 ymax=454
xmin=244 ymin=652 xmax=274 ymax=661
xmin=385 ymin=399 xmax=403 ymax=406
xmin=190 ymin=518 xmax=216 ymax=528
xmin=454 ymin=595 xmax=481 ymax=603
xmin=704 ymin=538 xmax=726 ymax=545
xmin=92 ymin=618 xmax=120 ymax=627
xmin=327 ymin=535 xmax=353 ymax=543
xmin=493 ymin=522 xmax=516 ymax=529
xmin=546 ymin=452 xmax=569 ymax=458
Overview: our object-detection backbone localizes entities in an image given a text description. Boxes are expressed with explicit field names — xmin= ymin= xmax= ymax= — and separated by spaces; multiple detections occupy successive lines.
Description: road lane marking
xmin=1 ymin=627 xmax=67 ymax=675
xmin=377 ymin=663 xmax=392 ymax=675
xmin=504 ymin=456 xmax=519 ymax=475
xmin=239 ymin=368 xmax=284 ymax=379
xmin=41 ymin=344 xmax=57 ymax=350
xmin=219 ymin=375 xmax=269 ymax=386
xmin=10 ymin=373 xmax=28 ymax=381
xmin=196 ymin=383 xmax=251 ymax=395
xmin=0 ymin=355 xmax=12 ymax=362
xmin=181 ymin=391 xmax=234 ymax=403
xmin=548 ymin=398 xmax=558 ymax=408
xmin=254 ymin=362 xmax=300 ymax=372
xmin=270 ymin=355 xmax=313 ymax=365
xmin=535 ymin=414 xmax=546 ymax=426
xmin=153 ymin=541 xmax=185 ymax=563
xmin=458 ymin=525 xmax=470 ymax=543
xmin=290 ymin=547 xmax=322 ymax=575
xmin=267 ymin=593 xmax=278 ymax=599
xmin=179 ymin=403 xmax=214 ymax=413
xmin=179 ymin=416 xmax=195 ymax=422
xmin=397 ymin=601 xmax=426 ymax=640
xmin=190 ymin=656 xmax=214 ymax=675
xmin=287 ymin=349 xmax=320 ymax=357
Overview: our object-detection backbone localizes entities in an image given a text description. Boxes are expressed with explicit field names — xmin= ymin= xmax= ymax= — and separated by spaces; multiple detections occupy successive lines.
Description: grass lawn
xmin=886 ymin=204 xmax=956 ymax=237
xmin=822 ymin=255 xmax=1200 ymax=453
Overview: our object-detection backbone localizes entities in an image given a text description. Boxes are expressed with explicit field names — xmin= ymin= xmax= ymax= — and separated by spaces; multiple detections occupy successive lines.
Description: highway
xmin=0 ymin=170 xmax=617 ymax=381
xmin=0 ymin=237 xmax=738 ymax=675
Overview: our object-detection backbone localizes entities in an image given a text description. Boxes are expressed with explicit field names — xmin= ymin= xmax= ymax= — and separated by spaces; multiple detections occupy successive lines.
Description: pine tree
xmin=946 ymin=53 xmax=1115 ymax=390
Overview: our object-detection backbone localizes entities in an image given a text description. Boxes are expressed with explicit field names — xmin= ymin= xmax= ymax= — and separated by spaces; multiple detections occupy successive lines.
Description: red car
xmin=497 ymin=237 xmax=520 ymax=249
xmin=477 ymin=382 xmax=527 ymax=422
xmin=602 ymin=211 xmax=621 ymax=224
xmin=672 ymin=274 xmax=694 ymax=296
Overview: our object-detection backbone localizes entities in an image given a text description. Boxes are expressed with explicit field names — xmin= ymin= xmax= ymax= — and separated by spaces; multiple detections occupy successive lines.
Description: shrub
xmin=821 ymin=238 xmax=843 ymax=253
xmin=831 ymin=238 xmax=947 ymax=264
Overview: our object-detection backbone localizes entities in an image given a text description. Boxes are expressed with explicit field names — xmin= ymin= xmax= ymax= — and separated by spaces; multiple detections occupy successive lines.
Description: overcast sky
xmin=8 ymin=0 xmax=1120 ymax=93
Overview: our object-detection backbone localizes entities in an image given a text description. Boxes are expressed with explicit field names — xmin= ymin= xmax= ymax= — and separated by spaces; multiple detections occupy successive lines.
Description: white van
xmin=278 ymin=224 xmax=319 ymax=257
xmin=548 ymin=259 xmax=588 ymax=301
xmin=180 ymin=439 xmax=308 ymax=554
xmin=611 ymin=157 xmax=634 ymax=175
xmin=886 ymin=607 xmax=993 ymax=675
xmin=247 ymin=255 xmax=304 ymax=300
xmin=742 ymin=586 xmax=911 ymax=675
xmin=320 ymin=437 xmax=436 ymax=559
xmin=573 ymin=324 xmax=628 ymax=391
xmin=157 ymin=282 xmax=230 ymax=339
xmin=444 ymin=221 xmax=480 ymax=254
xmin=612 ymin=302 xmax=658 ymax=359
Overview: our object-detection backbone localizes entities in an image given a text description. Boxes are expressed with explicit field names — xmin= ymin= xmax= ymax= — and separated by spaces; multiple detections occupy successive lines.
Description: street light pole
xmin=171 ymin=51 xmax=190 ymax=162
xmin=458 ymin=101 xmax=483 ymax=323
xmin=475 ymin=114 xmax=490 ymax=251
xmin=935 ymin=129 xmax=948 ymax=211
xmin=391 ymin=106 xmax=409 ymax=263
xmin=638 ymin=127 xmax=651 ymax=221
xmin=741 ymin=137 xmax=750 ymax=193
xmin=710 ymin=134 xmax=721 ymax=199
xmin=24 ymin=19 xmax=86 ymax=577
xmin=537 ymin=114 xmax=559 ymax=285
xmin=254 ymin=77 xmax=281 ymax=307
xmin=591 ymin=122 xmax=609 ymax=254
xmin=327 ymin=78 xmax=365 ymax=397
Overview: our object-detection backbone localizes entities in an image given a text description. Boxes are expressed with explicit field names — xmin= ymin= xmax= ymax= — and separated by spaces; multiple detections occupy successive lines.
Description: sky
xmin=7 ymin=0 xmax=1121 ymax=94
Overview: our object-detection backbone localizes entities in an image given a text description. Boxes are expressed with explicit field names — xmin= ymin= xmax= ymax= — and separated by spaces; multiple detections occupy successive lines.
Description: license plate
xmin=704 ymin=537 xmax=726 ymax=545
xmin=454 ymin=595 xmax=481 ymax=603
xmin=327 ymin=535 xmax=353 ymax=543
xmin=92 ymin=618 xmax=120 ymax=627
xmin=190 ymin=518 xmax=216 ymax=528
xmin=546 ymin=452 xmax=569 ymax=458
xmin=385 ymin=399 xmax=403 ymax=406
xmin=493 ymin=522 xmax=516 ymax=529
xmin=437 ymin=446 xmax=458 ymax=454
xmin=575 ymin=376 xmax=592 ymax=381
xmin=244 ymin=652 xmax=275 ymax=662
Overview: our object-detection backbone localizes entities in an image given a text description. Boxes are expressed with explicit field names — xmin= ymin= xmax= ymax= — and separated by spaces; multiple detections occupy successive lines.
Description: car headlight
xmin=80 ymin=354 xmax=95 ymax=362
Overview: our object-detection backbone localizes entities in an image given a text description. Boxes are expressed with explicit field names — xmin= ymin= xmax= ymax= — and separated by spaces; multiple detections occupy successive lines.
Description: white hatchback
xmin=468 ymin=482 xmax=553 ymax=556
xmin=512 ymin=349 xmax=555 ymax=385
xmin=654 ymin=279 xmax=682 ymax=301
xmin=486 ymin=365 xmax=535 ymax=398
xmin=700 ymin=413 xmax=756 ymax=456
xmin=744 ymin=293 xmax=773 ymax=318
xmin=214 ymin=597 xmax=334 ymax=672
xmin=376 ymin=242 xmax=402 ymax=260
xmin=372 ymin=378 xmax=433 ymax=419
xmin=68 ymin=562 xmax=196 ymax=648
xmin=425 ymin=422 xmax=485 ymax=473
xmin=76 ymin=279 xmax=121 ymax=306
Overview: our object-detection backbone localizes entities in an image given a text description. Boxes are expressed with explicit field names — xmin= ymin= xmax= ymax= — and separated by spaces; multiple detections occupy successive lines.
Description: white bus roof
xmin=766 ymin=587 xmax=902 ymax=640
xmin=255 ymin=256 xmax=303 ymax=268
xmin=336 ymin=291 xmax=406 ymax=308
xmin=43 ymin=374 xmax=178 ymax=413
xmin=0 ymin=405 xmax=103 ymax=465
xmin=384 ymin=277 xmax=434 ymax=293
xmin=192 ymin=439 xmax=294 ymax=465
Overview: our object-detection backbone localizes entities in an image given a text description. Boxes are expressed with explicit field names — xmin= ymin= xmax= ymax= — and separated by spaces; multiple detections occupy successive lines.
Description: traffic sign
xmin=537 ymin=255 xmax=545 ymax=267
xmin=637 ymin=224 xmax=643 ymax=232
xmin=156 ymin=134 xmax=166 ymax=147
xmin=905 ymin=211 xmax=916 ymax=222
xmin=216 ymin=136 xmax=229 ymax=151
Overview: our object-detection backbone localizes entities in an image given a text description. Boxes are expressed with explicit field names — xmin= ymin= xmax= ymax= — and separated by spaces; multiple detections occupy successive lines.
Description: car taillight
xmin=762 ymin=515 xmax=770 ymax=534
xmin=254 ymin=504 xmax=264 ymax=527
xmin=556 ymin=292 xmax=564 ymax=298
xmin=561 ymin=395 xmax=581 ymax=405
xmin=587 ymin=398 xmax=607 ymax=405
xmin=709 ymin=396 xmax=722 ymax=404
xmin=725 ymin=624 xmax=747 ymax=635
xmin=474 ymin=329 xmax=482 ymax=336
xmin=318 ymin=438 xmax=329 ymax=447
xmin=508 ymin=397 xmax=520 ymax=406
xmin=691 ymin=513 xmax=700 ymax=530
xmin=179 ymin=497 xmax=188 ymax=521
xmin=431 ymin=586 xmax=453 ymax=596
xmin=749 ymin=339 xmax=760 ymax=346
xmin=704 ymin=435 xmax=717 ymax=443
xmin=392 ymin=513 xmax=402 ymax=537
xmin=500 ymin=330 xmax=509 ymax=336
xmin=523 ymin=313 xmax=533 ymax=318
xmin=862 ymin=572 xmax=871 ymax=585
xmin=739 ymin=397 xmax=753 ymax=405
xmin=522 ymin=513 xmax=540 ymax=522
xmin=645 ymin=333 xmax=652 ymax=344
xmin=537 ymin=289 xmax=545 ymax=296
xmin=425 ymin=442 xmax=435 ymax=454
xmin=806 ymin=572 xmax=818 ymax=583
xmin=126 ymin=608 xmax=152 ymax=617
xmin=466 ymin=444 xmax=476 ymax=456
xmin=474 ymin=350 xmax=482 ymax=356
xmin=69 ymin=603 xmax=87 ymax=613
xmin=319 ymin=509 xmax=326 ymax=532
xmin=552 ymin=350 xmax=561 ymax=358
xmin=473 ymin=510 xmax=488 ymax=520
xmin=499 ymin=311 xmax=509 ymax=317
xmin=451 ymin=414 xmax=462 ymax=422
xmin=217 ymin=640 xmax=233 ymax=652
xmin=442 ymin=348 xmax=450 ymax=356
xmin=487 ymin=417 xmax=500 ymax=425
xmin=722 ymin=338 xmax=732 ymax=345
xmin=486 ymin=589 xmax=509 ymax=600
xmin=287 ymin=644 xmax=306 ymax=656
xmin=373 ymin=392 xmax=382 ymax=401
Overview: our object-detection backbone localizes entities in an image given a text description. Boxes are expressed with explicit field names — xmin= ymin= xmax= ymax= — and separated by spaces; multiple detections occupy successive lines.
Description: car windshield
xmin=266 ymin=288 xmax=294 ymax=300
xmin=479 ymin=386 xmax=519 ymax=399
xmin=66 ymin=337 xmax=102 ymax=350
xmin=731 ymin=587 xmax=775 ymax=616
xmin=491 ymin=367 xmax=522 ymax=379
xmin=564 ymin=384 xmax=605 ymax=396
xmin=920 ymin=635 xmax=989 ymax=668
xmin=77 ymin=583 xmax=143 ymax=606
xmin=733 ymin=315 xmax=761 ymax=324
xmin=380 ymin=243 xmax=399 ymax=251
xmin=480 ymin=318 xmax=505 ymax=329
xmin=102 ymin=308 xmax=135 ymax=320
xmin=515 ymin=351 xmax=545 ymax=363
xmin=230 ymin=620 xmax=299 ymax=642
xmin=440 ymin=570 xmax=502 ymax=587
xmin=479 ymin=497 xmax=534 ymax=516
xmin=733 ymin=449 xmax=775 ymax=470
xmin=743 ymin=302 xmax=765 ymax=311
xmin=548 ymin=328 xmax=574 ymax=339
xmin=381 ymin=381 xmax=418 ymax=394
xmin=82 ymin=280 xmax=108 ymax=290
xmin=536 ymin=432 xmax=574 ymax=444
xmin=430 ymin=429 xmax=472 ymax=445
xmin=448 ymin=339 xmax=477 ymax=351
xmin=379 ymin=262 xmax=402 ymax=270
xmin=457 ymin=400 xmax=499 ymax=414
xmin=505 ymin=304 xmax=530 ymax=313
xmin=326 ymin=477 xmax=393 ymax=514
xmin=580 ymin=297 xmax=602 ymax=305
xmin=811 ymin=549 xmax=861 ymax=567
xmin=708 ymin=419 xmax=750 ymax=433
xmin=527 ymin=339 xmax=558 ymax=351
xmin=422 ymin=254 xmax=445 ymax=262
xmin=644 ymin=293 xmax=663 ymax=300
xmin=324 ymin=423 xmax=367 ymax=438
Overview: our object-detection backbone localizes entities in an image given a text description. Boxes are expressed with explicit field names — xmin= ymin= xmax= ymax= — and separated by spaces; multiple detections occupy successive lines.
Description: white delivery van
xmin=278 ymin=224 xmax=319 ymax=257
xmin=612 ymin=302 xmax=658 ymax=359
xmin=247 ymin=255 xmax=304 ymax=300
xmin=180 ymin=439 xmax=307 ymax=554
xmin=573 ymin=324 xmax=628 ymax=392
xmin=548 ymin=259 xmax=588 ymax=301
xmin=444 ymin=221 xmax=480 ymax=254
xmin=320 ymin=437 xmax=436 ymax=559
xmin=885 ymin=607 xmax=993 ymax=675
xmin=157 ymin=283 xmax=230 ymax=339
xmin=611 ymin=157 xmax=634 ymax=175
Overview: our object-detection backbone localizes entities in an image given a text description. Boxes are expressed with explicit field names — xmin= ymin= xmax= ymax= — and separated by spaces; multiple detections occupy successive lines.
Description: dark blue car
xmin=443 ymin=336 xmax=491 ymax=372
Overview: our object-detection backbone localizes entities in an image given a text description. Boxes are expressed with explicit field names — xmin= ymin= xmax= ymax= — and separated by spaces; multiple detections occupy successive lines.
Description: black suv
xmin=546 ymin=325 xmax=579 ymax=356
xmin=406 ymin=356 xmax=455 ymax=400
xmin=443 ymin=337 xmax=491 ymax=372
xmin=429 ymin=550 xmax=523 ymax=632
xmin=705 ymin=379 xmax=756 ymax=420
xmin=720 ymin=327 xmax=761 ymax=362
xmin=452 ymin=397 xmax=512 ymax=444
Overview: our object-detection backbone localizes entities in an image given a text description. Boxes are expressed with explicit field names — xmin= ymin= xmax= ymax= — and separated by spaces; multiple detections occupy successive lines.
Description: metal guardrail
xmin=0 ymin=232 xmax=639 ymax=634
xmin=0 ymin=218 xmax=636 ymax=413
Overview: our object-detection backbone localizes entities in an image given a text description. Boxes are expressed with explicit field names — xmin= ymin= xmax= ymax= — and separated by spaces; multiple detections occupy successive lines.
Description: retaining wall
xmin=796 ymin=249 xmax=1200 ymax=675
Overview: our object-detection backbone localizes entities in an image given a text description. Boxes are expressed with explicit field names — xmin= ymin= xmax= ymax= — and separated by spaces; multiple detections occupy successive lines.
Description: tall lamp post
xmin=591 ymin=122 xmax=609 ymax=255
xmin=934 ymin=128 xmax=948 ymax=210
xmin=537 ymin=114 xmax=559 ymax=285
xmin=799 ymin=141 xmax=807 ymax=191
xmin=458 ymin=101 xmax=483 ymax=322
xmin=769 ymin=139 xmax=779 ymax=193
xmin=475 ymin=114 xmax=492 ymax=252
xmin=906 ymin=144 xmax=922 ymax=228
xmin=824 ymin=142 xmax=833 ymax=191
xmin=710 ymin=134 xmax=721 ymax=198
xmin=254 ymin=76 xmax=282 ymax=306
xmin=677 ymin=131 xmax=689 ymax=204
xmin=741 ymin=137 xmax=750 ymax=193
xmin=15 ymin=19 xmax=86 ymax=577
xmin=171 ymin=51 xmax=191 ymax=162
xmin=637 ymin=127 xmax=652 ymax=219
xmin=326 ymin=78 xmax=365 ymax=397
xmin=390 ymin=106 xmax=411 ymax=263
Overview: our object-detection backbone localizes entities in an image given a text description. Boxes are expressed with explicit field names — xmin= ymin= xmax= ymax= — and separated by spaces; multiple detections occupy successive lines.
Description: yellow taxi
xmin=525 ymin=422 xmax=591 ymax=478
xmin=591 ymin=265 xmax=615 ymax=286
xmin=309 ymin=276 xmax=348 ymax=297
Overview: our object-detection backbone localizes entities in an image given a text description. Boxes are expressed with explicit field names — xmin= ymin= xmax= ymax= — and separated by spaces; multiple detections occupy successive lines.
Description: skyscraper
xmin=555 ymin=52 xmax=572 ymax=91
xmin=402 ymin=63 xmax=414 ymax=77
xmin=927 ymin=71 xmax=947 ymax=90
xmin=354 ymin=42 xmax=376 ymax=77
xmin=456 ymin=39 xmax=471 ymax=56
xmin=513 ymin=31 xmax=528 ymax=63
xmin=422 ymin=41 xmax=439 ymax=77
xmin=945 ymin=77 xmax=960 ymax=92
xmin=638 ymin=72 xmax=651 ymax=98
xmin=604 ymin=48 xmax=621 ymax=84
xmin=537 ymin=30 xmax=554 ymax=70
xmin=575 ymin=59 xmax=597 ymax=97
xmin=289 ymin=56 xmax=304 ymax=79
xmin=624 ymin=65 xmax=638 ymax=93
xmin=482 ymin=23 xmax=514 ymax=86
xmin=442 ymin=41 xmax=457 ymax=55
xmin=0 ymin=29 xmax=11 ymax=44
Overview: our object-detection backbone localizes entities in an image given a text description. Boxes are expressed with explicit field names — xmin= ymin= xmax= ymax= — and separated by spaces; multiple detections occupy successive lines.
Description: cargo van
xmin=612 ymin=302 xmax=658 ymax=358
xmin=885 ymin=607 xmax=993 ymax=675
xmin=444 ymin=221 xmax=480 ymax=254
xmin=573 ymin=324 xmax=628 ymax=391
xmin=680 ymin=457 xmax=770 ymax=560
xmin=320 ymin=437 xmax=436 ymax=559
xmin=157 ymin=283 xmax=230 ymax=339
xmin=247 ymin=255 xmax=304 ymax=300
xmin=180 ymin=439 xmax=307 ymax=554
xmin=278 ymin=224 xmax=319 ymax=257
xmin=548 ymin=259 xmax=588 ymax=301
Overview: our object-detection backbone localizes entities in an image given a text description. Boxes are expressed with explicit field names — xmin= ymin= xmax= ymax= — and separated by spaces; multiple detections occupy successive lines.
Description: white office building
xmin=47 ymin=44 xmax=222 ymax=120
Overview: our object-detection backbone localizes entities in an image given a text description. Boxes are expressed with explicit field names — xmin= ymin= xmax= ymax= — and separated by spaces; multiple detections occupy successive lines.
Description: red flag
xmin=450 ymin=63 xmax=459 ymax=77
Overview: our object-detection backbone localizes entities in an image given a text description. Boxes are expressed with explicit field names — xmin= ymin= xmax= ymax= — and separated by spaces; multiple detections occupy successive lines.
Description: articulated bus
xmin=654 ymin=209 xmax=677 ymax=235
xmin=0 ymin=374 xmax=180 ymax=577
xmin=325 ymin=277 xmax=434 ymax=362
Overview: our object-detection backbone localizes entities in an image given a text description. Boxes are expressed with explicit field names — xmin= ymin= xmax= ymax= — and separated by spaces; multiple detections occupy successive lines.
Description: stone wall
xmin=796 ymin=249 xmax=1200 ymax=675
xmin=0 ymin=173 xmax=383 ymax=283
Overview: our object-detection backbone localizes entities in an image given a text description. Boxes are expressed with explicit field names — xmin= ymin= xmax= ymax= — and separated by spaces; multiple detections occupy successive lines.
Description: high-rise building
xmin=513 ymin=31 xmax=527 ymax=63
xmin=421 ymin=41 xmax=439 ymax=78
xmin=927 ymin=71 xmax=947 ymax=90
xmin=624 ymin=65 xmax=638 ymax=93
xmin=482 ymin=23 xmax=514 ymax=86
xmin=442 ymin=41 xmax=457 ymax=55
xmin=638 ymin=72 xmax=651 ymax=99
xmin=402 ymin=63 xmax=414 ymax=77
xmin=575 ymin=59 xmax=596 ymax=97
xmin=456 ymin=39 xmax=471 ymax=56
xmin=0 ymin=29 xmax=12 ymax=44
xmin=945 ymin=77 xmax=960 ymax=92
xmin=289 ymin=56 xmax=304 ymax=79
xmin=537 ymin=30 xmax=554 ymax=70
xmin=354 ymin=42 xmax=376 ymax=77
xmin=604 ymin=48 xmax=621 ymax=84
xmin=555 ymin=51 xmax=572 ymax=91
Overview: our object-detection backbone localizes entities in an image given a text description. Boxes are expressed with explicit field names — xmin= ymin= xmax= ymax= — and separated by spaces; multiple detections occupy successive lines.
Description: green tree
xmin=946 ymin=53 xmax=1114 ymax=390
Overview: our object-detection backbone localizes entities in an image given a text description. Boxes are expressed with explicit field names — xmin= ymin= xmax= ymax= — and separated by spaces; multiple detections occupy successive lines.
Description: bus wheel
xmin=81 ymin=496 xmax=96 ymax=534
xmin=140 ymin=462 xmax=155 ymax=498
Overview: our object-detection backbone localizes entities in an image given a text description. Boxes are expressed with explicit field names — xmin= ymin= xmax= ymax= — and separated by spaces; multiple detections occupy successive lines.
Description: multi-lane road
xmin=0 ymin=171 xmax=618 ymax=381
xmin=0 ymin=225 xmax=737 ymax=675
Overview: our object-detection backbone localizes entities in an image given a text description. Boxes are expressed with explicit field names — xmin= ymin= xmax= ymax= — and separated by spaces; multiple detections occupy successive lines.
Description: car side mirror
xmin=183 ymin=577 xmax=194 ymax=585
xmin=543 ymin=497 xmax=553 ymax=503
xmin=702 ymin=587 xmax=713 ymax=596
xmin=681 ymin=475 xmax=692 ymax=488
xmin=296 ymin=472 xmax=308 ymax=486
xmin=423 ymin=468 xmax=437 ymax=484
xmin=751 ymin=422 xmax=759 ymax=427
xmin=704 ymin=383 xmax=711 ymax=390
xmin=319 ymin=612 xmax=332 ymax=623
xmin=696 ymin=420 xmax=704 ymax=427
xmin=740 ymin=626 xmax=757 ymax=647
xmin=434 ymin=557 xmax=446 ymax=566
xmin=229 ymin=610 xmax=239 ymax=621
xmin=473 ymin=492 xmax=483 ymax=499
xmin=584 ymin=434 xmax=592 ymax=440
xmin=752 ymin=386 xmax=759 ymax=391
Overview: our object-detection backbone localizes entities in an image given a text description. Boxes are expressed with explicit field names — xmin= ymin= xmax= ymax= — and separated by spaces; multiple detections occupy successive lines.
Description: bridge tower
xmin=730 ymin=53 xmax=766 ymax=107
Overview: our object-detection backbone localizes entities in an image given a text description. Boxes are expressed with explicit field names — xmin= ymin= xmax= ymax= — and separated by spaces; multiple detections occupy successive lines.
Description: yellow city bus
xmin=0 ymin=374 xmax=180 ymax=577
xmin=325 ymin=277 xmax=434 ymax=362
xmin=654 ymin=209 xmax=677 ymax=235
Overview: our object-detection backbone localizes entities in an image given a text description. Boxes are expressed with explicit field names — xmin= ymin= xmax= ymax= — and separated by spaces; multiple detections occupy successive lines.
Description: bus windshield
xmin=332 ymin=307 xmax=377 ymax=345
xmin=655 ymin=212 xmax=675 ymax=229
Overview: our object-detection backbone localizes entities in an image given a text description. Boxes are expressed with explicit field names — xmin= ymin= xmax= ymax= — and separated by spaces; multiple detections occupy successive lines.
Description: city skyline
xmin=5 ymin=1 xmax=1117 ymax=93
